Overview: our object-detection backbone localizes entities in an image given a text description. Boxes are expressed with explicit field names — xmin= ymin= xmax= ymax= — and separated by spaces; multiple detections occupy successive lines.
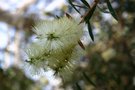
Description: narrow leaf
xmin=74 ymin=4 xmax=87 ymax=8
xmin=80 ymin=0 xmax=90 ymax=8
xmin=83 ymin=72 xmax=96 ymax=87
xmin=55 ymin=15 xmax=60 ymax=19
xmin=106 ymin=0 xmax=118 ymax=21
xmin=68 ymin=0 xmax=81 ymax=14
xmin=65 ymin=13 xmax=72 ymax=19
xmin=75 ymin=83 xmax=82 ymax=90
xmin=86 ymin=21 xmax=94 ymax=41
xmin=78 ymin=40 xmax=85 ymax=50
xmin=85 ymin=4 xmax=96 ymax=21
xmin=80 ymin=3 xmax=97 ymax=23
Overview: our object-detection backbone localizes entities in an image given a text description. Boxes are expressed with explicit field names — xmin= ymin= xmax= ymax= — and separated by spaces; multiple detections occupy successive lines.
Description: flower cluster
xmin=25 ymin=17 xmax=84 ymax=81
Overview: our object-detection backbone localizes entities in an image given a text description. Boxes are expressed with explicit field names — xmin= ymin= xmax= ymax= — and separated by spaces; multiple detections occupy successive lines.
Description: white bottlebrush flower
xmin=33 ymin=17 xmax=83 ymax=51
xmin=49 ymin=45 xmax=85 ymax=81
xmin=25 ymin=42 xmax=84 ymax=81
xmin=25 ymin=42 xmax=49 ymax=68
xmin=25 ymin=16 xmax=85 ymax=81
xmin=45 ymin=44 xmax=75 ymax=69
xmin=23 ymin=62 xmax=44 ymax=75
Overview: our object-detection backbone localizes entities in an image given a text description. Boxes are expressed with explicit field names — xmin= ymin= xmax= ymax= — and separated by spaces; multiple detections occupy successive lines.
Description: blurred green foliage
xmin=0 ymin=67 xmax=41 ymax=90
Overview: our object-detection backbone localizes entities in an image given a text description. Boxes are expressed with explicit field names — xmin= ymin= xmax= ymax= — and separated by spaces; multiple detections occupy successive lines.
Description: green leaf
xmin=86 ymin=21 xmax=94 ymax=41
xmin=85 ymin=3 xmax=96 ymax=22
xmin=79 ymin=3 xmax=97 ymax=23
xmin=65 ymin=13 xmax=72 ymax=19
xmin=75 ymin=83 xmax=82 ymax=90
xmin=80 ymin=0 xmax=90 ymax=8
xmin=106 ymin=0 xmax=118 ymax=21
xmin=55 ymin=15 xmax=60 ymax=19
xmin=83 ymin=72 xmax=96 ymax=87
xmin=78 ymin=40 xmax=85 ymax=50
xmin=68 ymin=0 xmax=81 ymax=14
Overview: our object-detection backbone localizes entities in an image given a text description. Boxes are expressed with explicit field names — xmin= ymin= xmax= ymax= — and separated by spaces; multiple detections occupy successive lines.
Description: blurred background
xmin=0 ymin=0 xmax=135 ymax=90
